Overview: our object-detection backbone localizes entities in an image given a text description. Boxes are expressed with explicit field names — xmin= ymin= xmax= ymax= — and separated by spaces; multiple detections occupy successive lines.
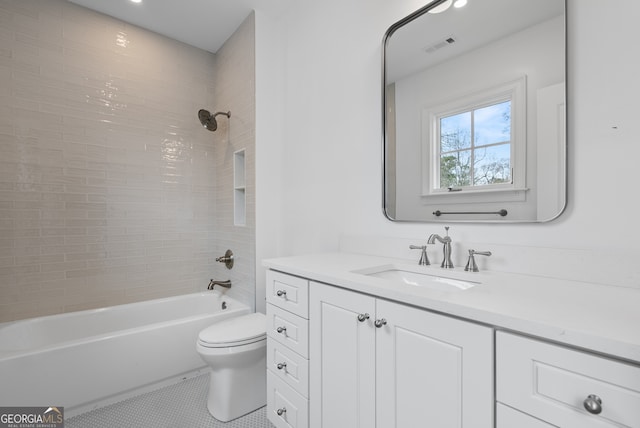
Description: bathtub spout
xmin=208 ymin=279 xmax=232 ymax=290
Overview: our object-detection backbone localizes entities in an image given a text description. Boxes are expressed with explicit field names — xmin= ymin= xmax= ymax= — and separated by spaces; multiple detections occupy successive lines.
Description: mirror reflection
xmin=383 ymin=0 xmax=566 ymax=222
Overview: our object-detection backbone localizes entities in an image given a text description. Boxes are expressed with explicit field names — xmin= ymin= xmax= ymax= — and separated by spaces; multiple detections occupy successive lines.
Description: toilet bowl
xmin=196 ymin=312 xmax=267 ymax=422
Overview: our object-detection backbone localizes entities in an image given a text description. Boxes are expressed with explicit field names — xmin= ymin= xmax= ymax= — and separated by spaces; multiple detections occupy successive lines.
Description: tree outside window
xmin=438 ymin=100 xmax=512 ymax=189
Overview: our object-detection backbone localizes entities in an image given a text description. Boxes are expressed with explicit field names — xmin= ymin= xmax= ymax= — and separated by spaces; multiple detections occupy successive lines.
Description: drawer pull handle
xmin=276 ymin=407 xmax=287 ymax=416
xmin=374 ymin=318 xmax=387 ymax=328
xmin=357 ymin=313 xmax=370 ymax=322
xmin=276 ymin=326 xmax=287 ymax=334
xmin=276 ymin=290 xmax=287 ymax=297
xmin=583 ymin=394 xmax=603 ymax=415
xmin=276 ymin=362 xmax=287 ymax=370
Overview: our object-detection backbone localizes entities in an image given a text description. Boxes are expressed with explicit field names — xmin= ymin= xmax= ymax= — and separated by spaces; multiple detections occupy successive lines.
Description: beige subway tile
xmin=1 ymin=0 xmax=255 ymax=321
xmin=14 ymin=253 xmax=63 ymax=266
xmin=41 ymin=260 xmax=87 ymax=273
xmin=0 ymin=264 xmax=40 ymax=276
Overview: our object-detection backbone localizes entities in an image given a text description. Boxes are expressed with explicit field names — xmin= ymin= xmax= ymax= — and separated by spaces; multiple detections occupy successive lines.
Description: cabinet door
xmin=376 ymin=299 xmax=494 ymax=428
xmin=309 ymin=282 xmax=376 ymax=428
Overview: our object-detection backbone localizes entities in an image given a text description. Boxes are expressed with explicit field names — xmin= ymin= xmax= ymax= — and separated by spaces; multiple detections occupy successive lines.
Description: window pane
xmin=440 ymin=150 xmax=471 ymax=188
xmin=474 ymin=101 xmax=511 ymax=147
xmin=440 ymin=111 xmax=471 ymax=152
xmin=473 ymin=144 xmax=511 ymax=185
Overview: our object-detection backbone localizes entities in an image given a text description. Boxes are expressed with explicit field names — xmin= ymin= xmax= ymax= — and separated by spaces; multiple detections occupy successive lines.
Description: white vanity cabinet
xmin=309 ymin=281 xmax=376 ymax=428
xmin=264 ymin=252 xmax=640 ymax=428
xmin=266 ymin=271 xmax=310 ymax=428
xmin=496 ymin=331 xmax=640 ymax=428
xmin=309 ymin=281 xmax=494 ymax=428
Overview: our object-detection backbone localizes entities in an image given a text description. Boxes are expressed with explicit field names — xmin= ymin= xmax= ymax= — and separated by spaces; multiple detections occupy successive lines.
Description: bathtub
xmin=0 ymin=291 xmax=250 ymax=416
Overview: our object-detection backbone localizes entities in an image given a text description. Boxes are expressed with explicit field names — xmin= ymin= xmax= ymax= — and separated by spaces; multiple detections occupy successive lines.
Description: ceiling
xmin=386 ymin=0 xmax=565 ymax=82
xmin=67 ymin=0 xmax=292 ymax=53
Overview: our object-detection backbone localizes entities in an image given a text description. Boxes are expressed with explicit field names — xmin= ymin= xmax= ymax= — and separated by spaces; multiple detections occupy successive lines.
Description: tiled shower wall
xmin=209 ymin=13 xmax=257 ymax=310
xmin=0 ymin=0 xmax=256 ymax=322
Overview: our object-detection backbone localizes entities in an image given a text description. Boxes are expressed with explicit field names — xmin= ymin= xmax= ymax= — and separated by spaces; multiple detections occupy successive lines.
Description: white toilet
xmin=196 ymin=312 xmax=267 ymax=422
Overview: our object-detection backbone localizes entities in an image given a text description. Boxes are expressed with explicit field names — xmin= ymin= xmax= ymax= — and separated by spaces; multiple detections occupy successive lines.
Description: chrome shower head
xmin=198 ymin=109 xmax=231 ymax=132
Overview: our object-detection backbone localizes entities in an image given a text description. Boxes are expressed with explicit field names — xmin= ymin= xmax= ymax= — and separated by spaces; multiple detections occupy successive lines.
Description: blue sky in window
xmin=440 ymin=112 xmax=471 ymax=151
xmin=474 ymin=101 xmax=511 ymax=146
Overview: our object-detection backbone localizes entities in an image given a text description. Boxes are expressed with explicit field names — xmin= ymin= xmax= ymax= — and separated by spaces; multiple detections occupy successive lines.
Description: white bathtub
xmin=0 ymin=291 xmax=250 ymax=416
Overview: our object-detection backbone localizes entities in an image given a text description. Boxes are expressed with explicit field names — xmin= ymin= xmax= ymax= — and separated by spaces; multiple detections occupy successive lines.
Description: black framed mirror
xmin=383 ymin=0 xmax=566 ymax=222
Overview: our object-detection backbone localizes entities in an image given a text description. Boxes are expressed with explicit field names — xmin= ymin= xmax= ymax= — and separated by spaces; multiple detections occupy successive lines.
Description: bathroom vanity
xmin=264 ymin=253 xmax=640 ymax=428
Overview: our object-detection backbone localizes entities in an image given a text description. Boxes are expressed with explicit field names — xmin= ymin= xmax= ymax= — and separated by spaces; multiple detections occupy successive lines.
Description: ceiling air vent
xmin=423 ymin=35 xmax=457 ymax=54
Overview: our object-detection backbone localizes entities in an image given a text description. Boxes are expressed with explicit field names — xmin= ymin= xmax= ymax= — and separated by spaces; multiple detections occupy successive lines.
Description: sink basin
xmin=353 ymin=264 xmax=479 ymax=292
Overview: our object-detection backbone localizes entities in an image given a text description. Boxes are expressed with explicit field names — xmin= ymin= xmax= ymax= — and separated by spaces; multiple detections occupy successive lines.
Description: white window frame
xmin=422 ymin=77 xmax=527 ymax=199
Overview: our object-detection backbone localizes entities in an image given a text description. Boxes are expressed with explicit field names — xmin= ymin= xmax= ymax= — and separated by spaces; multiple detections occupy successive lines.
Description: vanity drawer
xmin=267 ymin=303 xmax=309 ymax=358
xmin=267 ymin=370 xmax=309 ymax=428
xmin=268 ymin=340 xmax=309 ymax=397
xmin=497 ymin=331 xmax=640 ymax=428
xmin=267 ymin=270 xmax=309 ymax=318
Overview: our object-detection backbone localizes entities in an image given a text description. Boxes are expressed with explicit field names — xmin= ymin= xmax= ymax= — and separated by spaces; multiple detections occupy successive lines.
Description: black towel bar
xmin=433 ymin=209 xmax=508 ymax=217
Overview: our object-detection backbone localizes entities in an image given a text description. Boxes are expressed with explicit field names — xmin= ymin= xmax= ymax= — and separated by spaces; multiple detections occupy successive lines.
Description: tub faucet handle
xmin=216 ymin=249 xmax=234 ymax=269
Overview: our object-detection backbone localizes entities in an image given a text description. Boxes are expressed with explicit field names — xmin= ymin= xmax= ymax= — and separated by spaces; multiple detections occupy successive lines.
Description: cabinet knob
xmin=276 ymin=289 xmax=287 ymax=297
xmin=276 ymin=326 xmax=287 ymax=334
xmin=583 ymin=394 xmax=603 ymax=415
xmin=374 ymin=318 xmax=387 ymax=328
xmin=276 ymin=362 xmax=287 ymax=370
xmin=276 ymin=407 xmax=287 ymax=416
xmin=357 ymin=313 xmax=370 ymax=322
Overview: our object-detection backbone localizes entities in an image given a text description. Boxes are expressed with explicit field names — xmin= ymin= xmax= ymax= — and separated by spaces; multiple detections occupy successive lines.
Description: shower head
xmin=198 ymin=109 xmax=231 ymax=132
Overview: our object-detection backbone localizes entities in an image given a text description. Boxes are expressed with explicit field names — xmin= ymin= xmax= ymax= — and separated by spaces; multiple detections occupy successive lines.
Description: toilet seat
xmin=198 ymin=312 xmax=266 ymax=348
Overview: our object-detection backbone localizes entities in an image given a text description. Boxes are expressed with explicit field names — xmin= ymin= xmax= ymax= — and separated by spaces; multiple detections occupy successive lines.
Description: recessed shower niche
xmin=234 ymin=149 xmax=246 ymax=226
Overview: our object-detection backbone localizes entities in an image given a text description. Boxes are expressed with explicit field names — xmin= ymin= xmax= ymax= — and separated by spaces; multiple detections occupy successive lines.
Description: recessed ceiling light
xmin=454 ymin=0 xmax=468 ymax=8
xmin=130 ymin=0 xmax=142 ymax=3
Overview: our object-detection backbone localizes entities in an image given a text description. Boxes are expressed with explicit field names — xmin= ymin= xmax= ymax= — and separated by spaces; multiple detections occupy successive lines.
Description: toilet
xmin=196 ymin=312 xmax=267 ymax=422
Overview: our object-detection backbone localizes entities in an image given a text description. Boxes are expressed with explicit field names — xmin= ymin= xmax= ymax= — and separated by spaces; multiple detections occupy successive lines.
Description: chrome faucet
xmin=409 ymin=245 xmax=430 ymax=265
xmin=428 ymin=226 xmax=454 ymax=268
xmin=208 ymin=279 xmax=232 ymax=290
xmin=464 ymin=249 xmax=492 ymax=272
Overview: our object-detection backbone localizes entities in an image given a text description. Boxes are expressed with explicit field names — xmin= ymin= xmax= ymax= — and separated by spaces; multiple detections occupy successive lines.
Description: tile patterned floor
xmin=66 ymin=374 xmax=275 ymax=428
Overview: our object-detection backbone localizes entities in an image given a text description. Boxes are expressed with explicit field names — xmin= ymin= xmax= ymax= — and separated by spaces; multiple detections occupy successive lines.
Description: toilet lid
xmin=198 ymin=312 xmax=266 ymax=346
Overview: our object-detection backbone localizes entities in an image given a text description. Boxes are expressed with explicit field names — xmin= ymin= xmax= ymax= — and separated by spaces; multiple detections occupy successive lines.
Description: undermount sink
xmin=353 ymin=264 xmax=480 ymax=292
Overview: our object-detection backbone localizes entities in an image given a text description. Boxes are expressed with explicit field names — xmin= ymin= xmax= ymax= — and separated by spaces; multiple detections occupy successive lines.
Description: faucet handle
xmin=464 ymin=249 xmax=492 ymax=272
xmin=216 ymin=249 xmax=234 ymax=269
xmin=409 ymin=245 xmax=431 ymax=266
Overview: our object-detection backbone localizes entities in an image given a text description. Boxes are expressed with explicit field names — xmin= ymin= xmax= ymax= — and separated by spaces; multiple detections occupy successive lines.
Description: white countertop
xmin=263 ymin=252 xmax=640 ymax=364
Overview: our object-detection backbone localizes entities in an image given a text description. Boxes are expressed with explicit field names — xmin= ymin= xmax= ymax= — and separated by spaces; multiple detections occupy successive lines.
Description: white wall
xmin=255 ymin=9 xmax=286 ymax=312
xmin=257 ymin=0 xmax=640 ymax=290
